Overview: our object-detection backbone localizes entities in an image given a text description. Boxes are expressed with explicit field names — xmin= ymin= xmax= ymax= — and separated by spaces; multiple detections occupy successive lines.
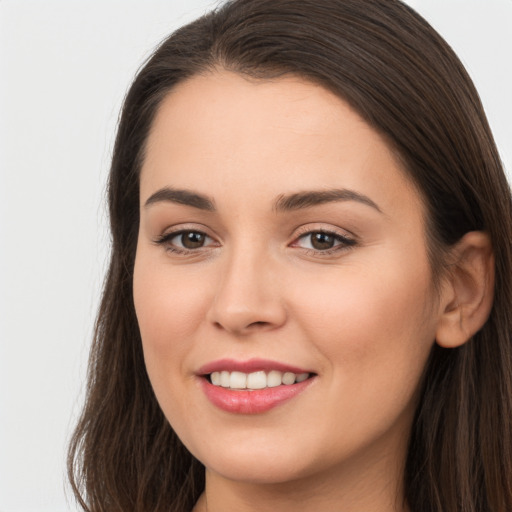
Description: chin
xmin=205 ymin=456 xmax=312 ymax=485
xmin=187 ymin=431 xmax=331 ymax=486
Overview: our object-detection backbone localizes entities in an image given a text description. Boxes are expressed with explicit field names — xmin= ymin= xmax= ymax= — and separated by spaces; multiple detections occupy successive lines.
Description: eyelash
xmin=291 ymin=227 xmax=357 ymax=256
xmin=153 ymin=229 xmax=218 ymax=255
xmin=153 ymin=228 xmax=357 ymax=256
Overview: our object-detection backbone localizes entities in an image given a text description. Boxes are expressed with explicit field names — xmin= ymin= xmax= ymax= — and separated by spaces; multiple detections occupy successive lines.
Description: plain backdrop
xmin=0 ymin=1 xmax=511 ymax=510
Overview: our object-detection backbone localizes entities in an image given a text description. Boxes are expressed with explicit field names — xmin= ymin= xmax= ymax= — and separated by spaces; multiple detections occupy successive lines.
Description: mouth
xmin=205 ymin=370 xmax=312 ymax=390
xmin=197 ymin=359 xmax=317 ymax=414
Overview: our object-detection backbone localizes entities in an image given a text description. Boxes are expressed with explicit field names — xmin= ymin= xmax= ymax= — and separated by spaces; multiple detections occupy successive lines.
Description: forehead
xmin=145 ymin=71 xmax=374 ymax=163
xmin=141 ymin=71 xmax=423 ymax=220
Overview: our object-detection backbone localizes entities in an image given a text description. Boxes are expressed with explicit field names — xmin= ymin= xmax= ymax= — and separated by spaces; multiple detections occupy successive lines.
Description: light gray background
xmin=1 ymin=1 xmax=511 ymax=510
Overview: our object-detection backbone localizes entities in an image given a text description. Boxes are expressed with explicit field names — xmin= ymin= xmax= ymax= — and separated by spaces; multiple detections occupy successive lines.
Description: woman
xmin=68 ymin=0 xmax=512 ymax=510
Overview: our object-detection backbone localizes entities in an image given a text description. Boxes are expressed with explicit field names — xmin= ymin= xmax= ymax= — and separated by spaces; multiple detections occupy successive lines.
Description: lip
xmin=197 ymin=358 xmax=316 ymax=414
xmin=197 ymin=358 xmax=312 ymax=375
xmin=199 ymin=377 xmax=315 ymax=414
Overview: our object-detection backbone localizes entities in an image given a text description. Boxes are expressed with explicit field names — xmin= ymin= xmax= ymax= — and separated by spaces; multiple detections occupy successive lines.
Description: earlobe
xmin=435 ymin=231 xmax=495 ymax=349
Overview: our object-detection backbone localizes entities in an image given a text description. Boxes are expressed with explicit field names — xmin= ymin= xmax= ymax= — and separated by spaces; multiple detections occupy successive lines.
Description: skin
xmin=133 ymin=71 xmax=491 ymax=511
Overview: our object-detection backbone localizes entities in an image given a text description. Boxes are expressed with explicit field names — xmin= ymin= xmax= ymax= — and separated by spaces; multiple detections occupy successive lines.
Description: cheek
xmin=134 ymin=255 xmax=207 ymax=340
xmin=132 ymin=249 xmax=214 ymax=437
xmin=291 ymin=254 xmax=436 ymax=383
xmin=285 ymin=260 xmax=436 ymax=460
xmin=132 ymin=248 xmax=213 ymax=382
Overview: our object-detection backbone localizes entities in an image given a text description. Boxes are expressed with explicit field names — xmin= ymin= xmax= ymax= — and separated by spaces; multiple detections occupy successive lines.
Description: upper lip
xmin=197 ymin=358 xmax=313 ymax=376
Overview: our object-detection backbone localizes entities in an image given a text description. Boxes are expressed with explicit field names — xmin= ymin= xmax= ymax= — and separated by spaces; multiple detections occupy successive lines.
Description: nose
xmin=206 ymin=245 xmax=287 ymax=336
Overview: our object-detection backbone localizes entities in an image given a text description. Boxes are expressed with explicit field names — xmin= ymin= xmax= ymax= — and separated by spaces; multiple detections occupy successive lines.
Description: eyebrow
xmin=273 ymin=189 xmax=382 ymax=213
xmin=144 ymin=186 xmax=382 ymax=214
xmin=144 ymin=187 xmax=216 ymax=211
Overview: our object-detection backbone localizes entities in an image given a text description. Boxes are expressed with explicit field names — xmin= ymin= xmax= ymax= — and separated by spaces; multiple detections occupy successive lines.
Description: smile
xmin=197 ymin=359 xmax=316 ymax=414
xmin=209 ymin=370 xmax=310 ymax=390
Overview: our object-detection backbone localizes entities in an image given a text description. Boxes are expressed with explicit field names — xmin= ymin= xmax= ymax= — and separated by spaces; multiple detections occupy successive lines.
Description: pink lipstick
xmin=197 ymin=358 xmax=316 ymax=414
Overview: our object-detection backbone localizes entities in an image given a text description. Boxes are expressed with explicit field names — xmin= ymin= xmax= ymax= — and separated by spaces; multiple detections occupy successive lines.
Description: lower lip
xmin=199 ymin=377 xmax=315 ymax=414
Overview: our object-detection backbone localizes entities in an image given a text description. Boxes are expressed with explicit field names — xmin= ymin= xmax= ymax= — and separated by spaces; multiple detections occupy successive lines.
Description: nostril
xmin=248 ymin=321 xmax=268 ymax=328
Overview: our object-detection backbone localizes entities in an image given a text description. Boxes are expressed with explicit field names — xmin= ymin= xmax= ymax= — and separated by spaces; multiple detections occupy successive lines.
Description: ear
xmin=435 ymin=231 xmax=495 ymax=348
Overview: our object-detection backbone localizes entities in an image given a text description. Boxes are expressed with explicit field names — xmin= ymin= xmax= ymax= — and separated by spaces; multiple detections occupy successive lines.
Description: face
xmin=133 ymin=71 xmax=441 ymax=488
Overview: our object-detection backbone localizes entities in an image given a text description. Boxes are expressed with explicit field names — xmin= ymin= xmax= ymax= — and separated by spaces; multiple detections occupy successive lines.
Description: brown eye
xmin=155 ymin=229 xmax=216 ymax=253
xmin=293 ymin=230 xmax=356 ymax=253
xmin=179 ymin=231 xmax=206 ymax=249
xmin=310 ymin=232 xmax=336 ymax=250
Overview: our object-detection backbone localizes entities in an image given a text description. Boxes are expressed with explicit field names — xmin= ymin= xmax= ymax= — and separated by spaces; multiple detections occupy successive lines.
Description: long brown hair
xmin=68 ymin=1 xmax=512 ymax=510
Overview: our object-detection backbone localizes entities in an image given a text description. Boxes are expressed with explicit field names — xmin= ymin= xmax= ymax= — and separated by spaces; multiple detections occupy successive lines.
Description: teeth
xmin=295 ymin=372 xmax=309 ymax=383
xmin=211 ymin=371 xmax=221 ymax=386
xmin=267 ymin=370 xmax=282 ymax=388
xmin=220 ymin=371 xmax=230 ymax=388
xmin=282 ymin=372 xmax=296 ymax=385
xmin=209 ymin=370 xmax=310 ymax=390
xmin=247 ymin=371 xmax=266 ymax=389
xmin=229 ymin=371 xmax=247 ymax=389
